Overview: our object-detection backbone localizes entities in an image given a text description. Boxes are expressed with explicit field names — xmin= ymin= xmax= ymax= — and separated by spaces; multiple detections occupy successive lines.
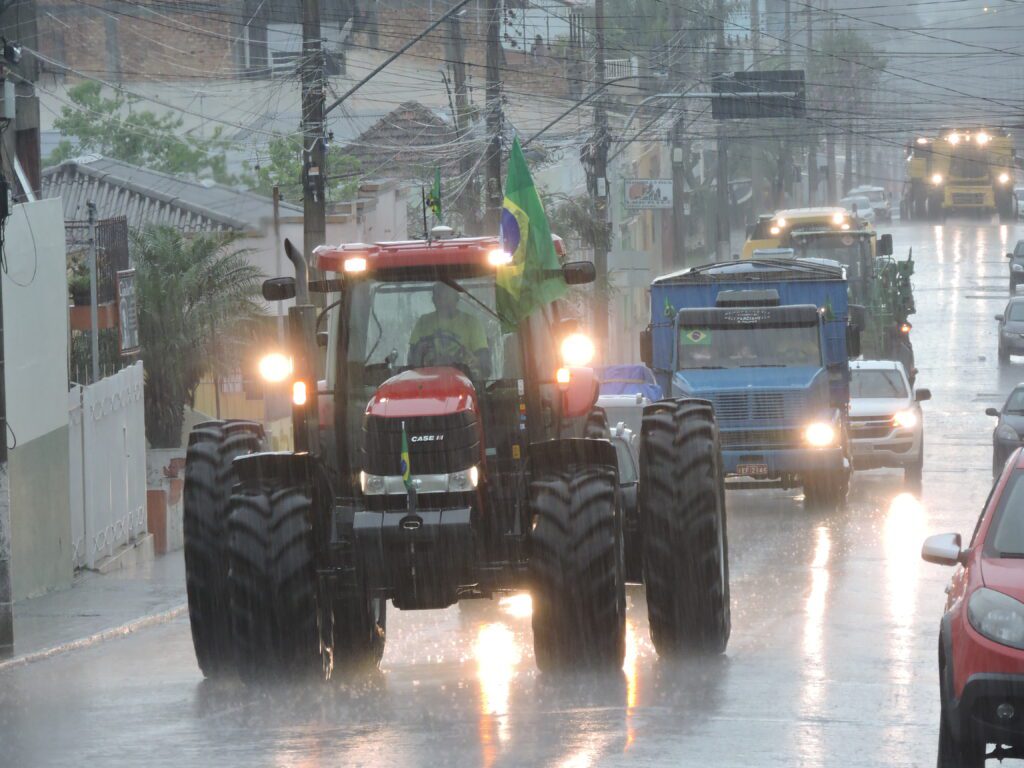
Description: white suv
xmin=848 ymin=360 xmax=931 ymax=488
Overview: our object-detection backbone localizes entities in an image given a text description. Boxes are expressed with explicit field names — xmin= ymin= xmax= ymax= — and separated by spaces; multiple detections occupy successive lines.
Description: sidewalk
xmin=2 ymin=552 xmax=186 ymax=669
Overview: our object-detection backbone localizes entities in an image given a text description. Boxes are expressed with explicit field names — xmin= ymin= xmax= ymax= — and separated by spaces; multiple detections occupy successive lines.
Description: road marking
xmin=0 ymin=603 xmax=187 ymax=673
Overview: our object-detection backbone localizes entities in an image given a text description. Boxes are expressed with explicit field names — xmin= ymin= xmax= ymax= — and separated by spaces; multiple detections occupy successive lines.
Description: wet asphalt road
xmin=1 ymin=220 xmax=1021 ymax=767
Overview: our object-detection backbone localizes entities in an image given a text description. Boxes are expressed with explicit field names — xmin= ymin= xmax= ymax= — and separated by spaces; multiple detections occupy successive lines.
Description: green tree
xmin=48 ymin=82 xmax=235 ymax=182
xmin=246 ymin=133 xmax=361 ymax=204
xmin=133 ymin=225 xmax=264 ymax=448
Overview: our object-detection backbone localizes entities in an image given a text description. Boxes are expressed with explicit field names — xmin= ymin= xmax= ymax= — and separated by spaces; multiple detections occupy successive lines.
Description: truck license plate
xmin=736 ymin=463 xmax=768 ymax=477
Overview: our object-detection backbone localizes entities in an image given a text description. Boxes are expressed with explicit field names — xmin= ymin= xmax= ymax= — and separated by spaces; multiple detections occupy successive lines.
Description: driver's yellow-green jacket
xmin=409 ymin=310 xmax=488 ymax=360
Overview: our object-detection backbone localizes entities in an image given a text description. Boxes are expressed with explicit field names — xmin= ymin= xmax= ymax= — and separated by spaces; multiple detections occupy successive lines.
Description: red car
xmin=924 ymin=447 xmax=1024 ymax=766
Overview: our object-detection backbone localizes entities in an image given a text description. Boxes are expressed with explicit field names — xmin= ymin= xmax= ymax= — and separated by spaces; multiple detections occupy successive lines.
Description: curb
xmin=0 ymin=603 xmax=188 ymax=673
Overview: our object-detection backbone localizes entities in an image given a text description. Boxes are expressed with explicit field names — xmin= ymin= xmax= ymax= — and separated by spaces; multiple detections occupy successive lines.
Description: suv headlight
xmin=892 ymin=409 xmax=918 ymax=429
xmin=968 ymin=588 xmax=1024 ymax=649
xmin=996 ymin=423 xmax=1019 ymax=441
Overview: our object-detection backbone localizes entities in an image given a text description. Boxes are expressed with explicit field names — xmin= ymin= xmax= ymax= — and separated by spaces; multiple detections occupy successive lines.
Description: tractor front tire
xmin=227 ymin=482 xmax=321 ymax=681
xmin=640 ymin=400 xmax=730 ymax=656
xmin=529 ymin=465 xmax=625 ymax=673
xmin=328 ymin=592 xmax=387 ymax=675
xmin=183 ymin=420 xmax=264 ymax=677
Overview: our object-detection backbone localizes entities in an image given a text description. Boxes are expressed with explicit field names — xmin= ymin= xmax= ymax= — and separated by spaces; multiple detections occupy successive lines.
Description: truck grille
xmin=709 ymin=391 xmax=805 ymax=424
xmin=720 ymin=428 xmax=803 ymax=449
xmin=951 ymin=192 xmax=986 ymax=205
xmin=362 ymin=411 xmax=480 ymax=477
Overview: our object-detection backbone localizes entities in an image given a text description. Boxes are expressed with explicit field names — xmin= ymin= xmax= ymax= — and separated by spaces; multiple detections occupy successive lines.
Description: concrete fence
xmin=69 ymin=362 xmax=148 ymax=570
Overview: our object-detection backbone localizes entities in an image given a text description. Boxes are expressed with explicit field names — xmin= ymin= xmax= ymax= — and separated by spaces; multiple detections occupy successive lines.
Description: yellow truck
xmin=901 ymin=128 xmax=1016 ymax=220
xmin=742 ymin=207 xmax=916 ymax=375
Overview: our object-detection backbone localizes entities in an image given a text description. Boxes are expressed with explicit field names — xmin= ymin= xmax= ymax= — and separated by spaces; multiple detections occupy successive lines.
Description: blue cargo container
xmin=643 ymin=258 xmax=856 ymax=509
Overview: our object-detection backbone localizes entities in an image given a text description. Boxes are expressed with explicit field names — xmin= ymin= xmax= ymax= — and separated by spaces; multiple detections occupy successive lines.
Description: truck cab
xmin=645 ymin=258 xmax=855 ymax=510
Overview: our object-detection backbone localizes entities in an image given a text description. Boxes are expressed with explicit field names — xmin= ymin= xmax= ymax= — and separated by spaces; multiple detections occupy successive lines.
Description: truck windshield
xmin=677 ymin=324 xmax=821 ymax=369
xmin=792 ymin=234 xmax=868 ymax=281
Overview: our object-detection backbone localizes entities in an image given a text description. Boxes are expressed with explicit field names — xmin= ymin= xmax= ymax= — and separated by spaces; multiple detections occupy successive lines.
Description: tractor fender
xmin=528 ymin=437 xmax=617 ymax=476
xmin=233 ymin=451 xmax=314 ymax=489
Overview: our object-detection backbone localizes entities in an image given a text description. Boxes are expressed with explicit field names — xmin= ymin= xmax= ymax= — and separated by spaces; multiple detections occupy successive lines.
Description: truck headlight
xmin=996 ymin=423 xmax=1019 ymax=441
xmin=892 ymin=409 xmax=918 ymax=429
xmin=804 ymin=422 xmax=836 ymax=447
xmin=1000 ymin=172 xmax=1011 ymax=184
xmin=561 ymin=332 xmax=596 ymax=366
xmin=968 ymin=588 xmax=1024 ymax=650
xmin=258 ymin=352 xmax=293 ymax=382
xmin=931 ymin=173 xmax=943 ymax=185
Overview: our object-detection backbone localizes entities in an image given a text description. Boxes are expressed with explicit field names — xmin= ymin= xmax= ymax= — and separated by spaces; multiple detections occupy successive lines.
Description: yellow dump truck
xmin=902 ymin=128 xmax=1016 ymax=220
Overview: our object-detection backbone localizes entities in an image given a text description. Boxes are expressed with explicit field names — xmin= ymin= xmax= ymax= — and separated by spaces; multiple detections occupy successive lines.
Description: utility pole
xmin=593 ymin=0 xmax=610 ymax=346
xmin=749 ymin=0 xmax=763 ymax=219
xmin=87 ymin=201 xmax=99 ymax=383
xmin=449 ymin=12 xmax=480 ymax=235
xmin=0 ymin=178 xmax=9 ymax=659
xmin=484 ymin=0 xmax=503 ymax=233
xmin=715 ymin=0 xmax=730 ymax=260
xmin=670 ymin=3 xmax=689 ymax=271
xmin=806 ymin=2 xmax=817 ymax=205
xmin=825 ymin=2 xmax=837 ymax=203
xmin=780 ymin=0 xmax=792 ymax=207
xmin=302 ymin=0 xmax=326 ymax=279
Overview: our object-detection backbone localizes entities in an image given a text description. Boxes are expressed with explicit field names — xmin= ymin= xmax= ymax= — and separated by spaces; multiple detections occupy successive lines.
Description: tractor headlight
xmin=832 ymin=211 xmax=846 ymax=225
xmin=968 ymin=588 xmax=1024 ymax=650
xmin=931 ymin=173 xmax=944 ymax=185
xmin=561 ymin=332 xmax=596 ymax=366
xmin=258 ymin=352 xmax=293 ymax=383
xmin=804 ymin=422 xmax=836 ymax=447
xmin=359 ymin=471 xmax=386 ymax=494
xmin=892 ymin=409 xmax=918 ymax=429
xmin=1000 ymin=172 xmax=1011 ymax=184
xmin=449 ymin=465 xmax=480 ymax=491
xmin=487 ymin=248 xmax=513 ymax=266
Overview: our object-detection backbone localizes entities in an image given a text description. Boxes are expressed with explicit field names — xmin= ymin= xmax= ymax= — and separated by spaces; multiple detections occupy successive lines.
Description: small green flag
xmin=427 ymin=167 xmax=442 ymax=223
xmin=680 ymin=328 xmax=712 ymax=345
xmin=400 ymin=421 xmax=412 ymax=489
xmin=496 ymin=138 xmax=566 ymax=330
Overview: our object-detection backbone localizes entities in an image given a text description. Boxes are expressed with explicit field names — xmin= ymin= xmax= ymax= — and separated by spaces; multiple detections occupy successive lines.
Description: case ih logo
xmin=410 ymin=434 xmax=444 ymax=443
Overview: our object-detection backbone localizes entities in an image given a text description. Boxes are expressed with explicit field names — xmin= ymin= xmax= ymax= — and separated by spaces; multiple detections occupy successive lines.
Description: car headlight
xmin=892 ymin=409 xmax=918 ymax=429
xmin=1013 ymin=264 xmax=1023 ymax=272
xmin=561 ymin=332 xmax=596 ymax=367
xmin=996 ymin=423 xmax=1019 ymax=441
xmin=449 ymin=465 xmax=480 ymax=491
xmin=804 ymin=422 xmax=836 ymax=447
xmin=968 ymin=588 xmax=1024 ymax=650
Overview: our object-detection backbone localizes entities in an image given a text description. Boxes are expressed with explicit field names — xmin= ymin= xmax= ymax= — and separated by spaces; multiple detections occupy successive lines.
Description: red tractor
xmin=182 ymin=234 xmax=730 ymax=679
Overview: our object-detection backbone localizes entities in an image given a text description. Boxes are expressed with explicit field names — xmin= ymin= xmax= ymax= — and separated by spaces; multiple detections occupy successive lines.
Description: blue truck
xmin=641 ymin=258 xmax=858 ymax=510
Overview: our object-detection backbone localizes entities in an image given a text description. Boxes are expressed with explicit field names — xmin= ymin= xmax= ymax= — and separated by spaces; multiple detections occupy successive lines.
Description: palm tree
xmin=132 ymin=225 xmax=265 ymax=448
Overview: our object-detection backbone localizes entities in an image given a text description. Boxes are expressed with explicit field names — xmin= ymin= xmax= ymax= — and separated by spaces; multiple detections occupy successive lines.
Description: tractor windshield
xmin=345 ymin=276 xmax=513 ymax=385
xmin=792 ymin=233 xmax=869 ymax=282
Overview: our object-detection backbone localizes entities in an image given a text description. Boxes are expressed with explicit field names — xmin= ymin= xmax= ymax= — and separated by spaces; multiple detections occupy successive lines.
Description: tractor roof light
xmin=977 ymin=131 xmax=991 ymax=145
xmin=947 ymin=132 xmax=961 ymax=145
xmin=1000 ymin=172 xmax=1011 ymax=184
xmin=343 ymin=256 xmax=368 ymax=273
xmin=931 ymin=173 xmax=944 ymax=185
xmin=555 ymin=367 xmax=571 ymax=388
xmin=487 ymin=248 xmax=513 ymax=267
xmin=292 ymin=380 xmax=308 ymax=406
xmin=769 ymin=226 xmax=781 ymax=236
xmin=900 ymin=322 xmax=912 ymax=334
xmin=916 ymin=137 xmax=929 ymax=145
xmin=776 ymin=217 xmax=787 ymax=228
xmin=832 ymin=212 xmax=846 ymax=225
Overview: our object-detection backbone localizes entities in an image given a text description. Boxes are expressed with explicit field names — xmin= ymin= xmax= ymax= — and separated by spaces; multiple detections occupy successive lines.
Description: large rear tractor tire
xmin=183 ymin=420 xmax=264 ymax=677
xmin=227 ymin=482 xmax=321 ymax=681
xmin=640 ymin=400 xmax=730 ymax=656
xmin=529 ymin=464 xmax=625 ymax=673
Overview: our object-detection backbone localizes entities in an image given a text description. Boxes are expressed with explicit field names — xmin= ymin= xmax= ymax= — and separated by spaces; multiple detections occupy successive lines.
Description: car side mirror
xmin=915 ymin=388 xmax=932 ymax=402
xmin=1008 ymin=252 xmax=1015 ymax=259
xmin=996 ymin=314 xmax=1005 ymax=322
xmin=562 ymin=260 xmax=596 ymax=285
xmin=878 ymin=233 xmax=893 ymax=256
xmin=263 ymin=276 xmax=297 ymax=301
xmin=987 ymin=407 xmax=1001 ymax=417
xmin=921 ymin=533 xmax=963 ymax=566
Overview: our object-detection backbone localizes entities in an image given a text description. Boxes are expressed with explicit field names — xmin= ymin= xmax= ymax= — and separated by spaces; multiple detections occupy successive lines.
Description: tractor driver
xmin=408 ymin=282 xmax=491 ymax=378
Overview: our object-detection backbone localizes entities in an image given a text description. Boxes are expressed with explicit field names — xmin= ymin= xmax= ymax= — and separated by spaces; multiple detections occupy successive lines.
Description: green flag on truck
xmin=496 ymin=138 xmax=566 ymax=330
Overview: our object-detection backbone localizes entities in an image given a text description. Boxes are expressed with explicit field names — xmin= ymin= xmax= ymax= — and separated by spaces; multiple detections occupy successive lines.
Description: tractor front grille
xmin=361 ymin=411 xmax=480 ymax=477
xmin=951 ymin=192 xmax=986 ymax=206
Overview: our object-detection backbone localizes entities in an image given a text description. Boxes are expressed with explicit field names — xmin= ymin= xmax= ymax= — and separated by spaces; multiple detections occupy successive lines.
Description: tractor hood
xmin=366 ymin=367 xmax=478 ymax=419
xmin=671 ymin=365 xmax=825 ymax=396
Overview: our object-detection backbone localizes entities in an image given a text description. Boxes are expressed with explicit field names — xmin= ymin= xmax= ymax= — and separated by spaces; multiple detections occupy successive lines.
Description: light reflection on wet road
xmin=2 ymin=221 xmax=1023 ymax=766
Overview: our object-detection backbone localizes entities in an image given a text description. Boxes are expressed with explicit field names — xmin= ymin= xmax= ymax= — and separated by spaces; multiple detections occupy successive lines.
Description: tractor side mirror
xmin=640 ymin=327 xmax=653 ymax=366
xmin=562 ymin=260 xmax=596 ymax=285
xmin=987 ymin=407 xmax=1001 ymax=417
xmin=878 ymin=234 xmax=893 ymax=256
xmin=915 ymin=388 xmax=932 ymax=402
xmin=263 ymin=276 xmax=297 ymax=301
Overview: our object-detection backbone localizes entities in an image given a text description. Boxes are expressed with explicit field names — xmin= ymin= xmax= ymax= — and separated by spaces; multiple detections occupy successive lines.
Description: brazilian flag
xmin=681 ymin=328 xmax=712 ymax=345
xmin=496 ymin=138 xmax=566 ymax=330
xmin=400 ymin=421 xmax=411 ymax=489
